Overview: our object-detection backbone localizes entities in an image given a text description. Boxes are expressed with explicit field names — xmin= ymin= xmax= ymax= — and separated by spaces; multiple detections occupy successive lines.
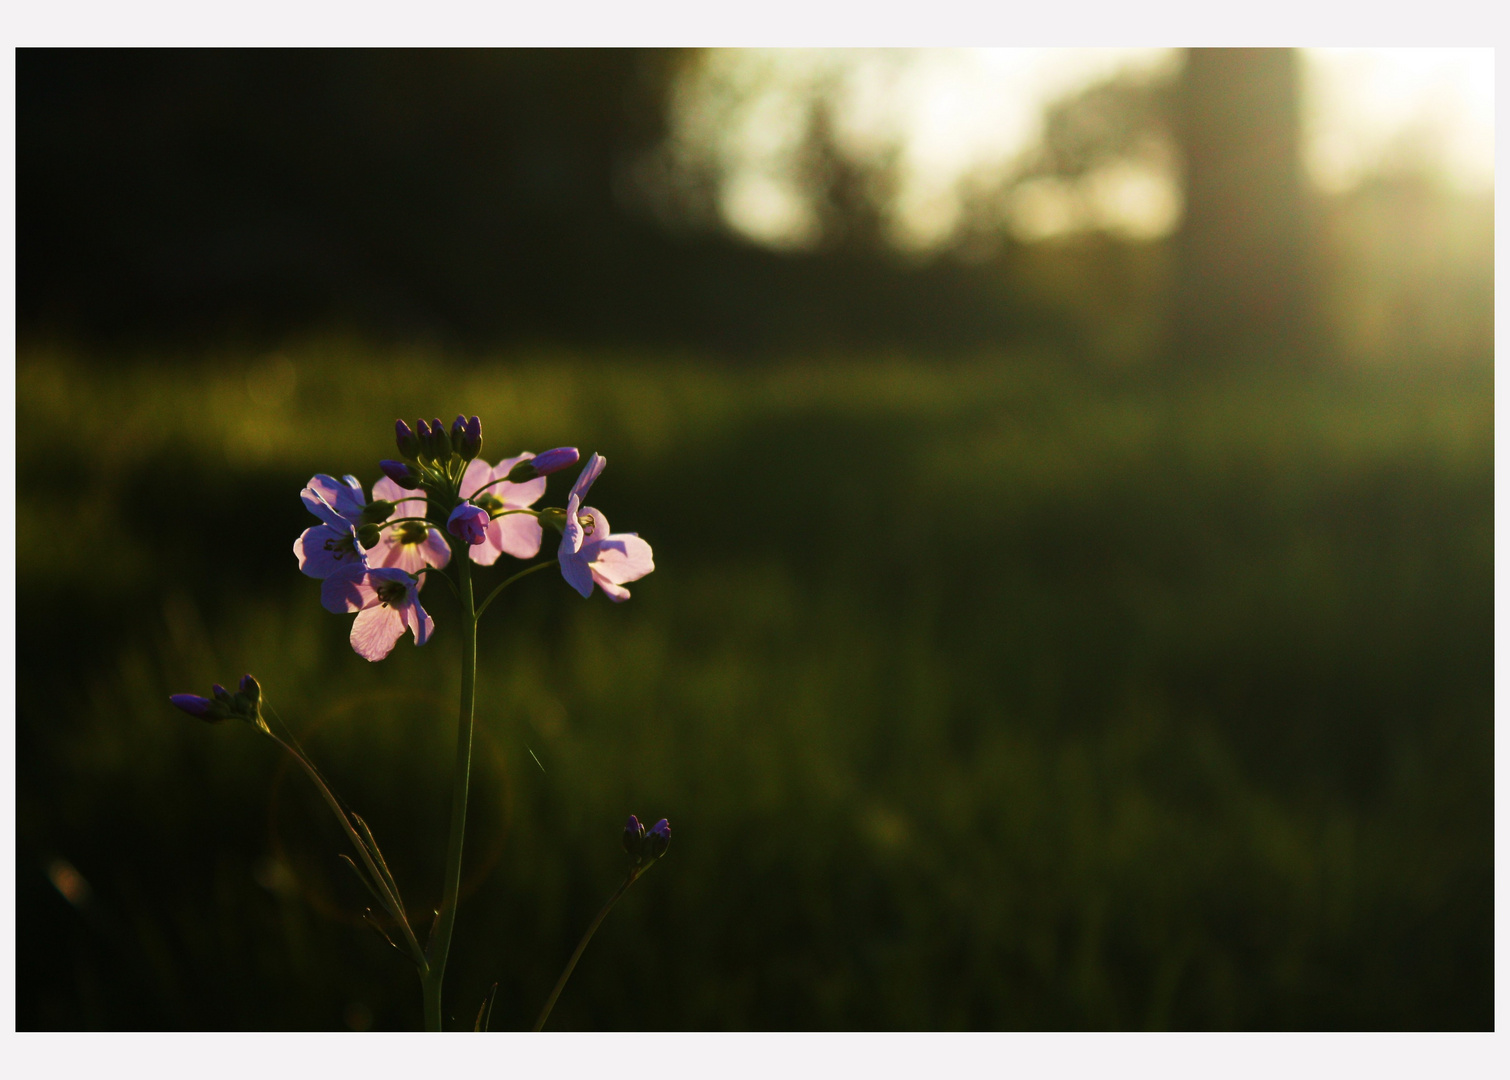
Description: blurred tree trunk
xmin=1173 ymin=48 xmax=1321 ymax=365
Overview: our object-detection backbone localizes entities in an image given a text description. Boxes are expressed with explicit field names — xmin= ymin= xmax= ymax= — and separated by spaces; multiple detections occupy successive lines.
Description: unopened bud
xmin=430 ymin=418 xmax=452 ymax=458
xmin=395 ymin=420 xmax=420 ymax=459
xmin=379 ymin=460 xmax=421 ymax=489
xmin=211 ymin=683 xmax=231 ymax=704
xmin=506 ymin=447 xmax=580 ymax=484
xmin=459 ymin=415 xmax=483 ymax=461
xmin=357 ymin=523 xmax=384 ymax=548
xmin=238 ymin=674 xmax=261 ymax=709
xmin=532 ymin=447 xmax=581 ymax=477
xmin=170 ymin=694 xmax=223 ymax=722
xmin=622 ymin=814 xmax=646 ymax=856
xmin=447 ymin=503 xmax=489 ymax=546
xmin=644 ymin=818 xmax=671 ymax=860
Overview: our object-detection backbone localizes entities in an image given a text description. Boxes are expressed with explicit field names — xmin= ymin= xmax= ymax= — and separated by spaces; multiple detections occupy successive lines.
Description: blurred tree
xmin=1172 ymin=48 xmax=1321 ymax=364
xmin=14 ymin=49 xmax=1058 ymax=357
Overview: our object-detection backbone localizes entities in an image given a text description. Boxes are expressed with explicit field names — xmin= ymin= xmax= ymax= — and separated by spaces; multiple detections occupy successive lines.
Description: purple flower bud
xmin=430 ymin=418 xmax=452 ymax=457
xmin=379 ymin=459 xmax=421 ymax=488
xmin=238 ymin=674 xmax=261 ymax=707
xmin=395 ymin=419 xmax=420 ymax=459
xmin=459 ymin=415 xmax=483 ymax=460
xmin=622 ymin=814 xmax=645 ymax=856
xmin=644 ymin=818 xmax=671 ymax=859
xmin=211 ymin=683 xmax=230 ymax=702
xmin=506 ymin=446 xmax=580 ymax=484
xmin=170 ymin=694 xmax=215 ymax=720
xmin=451 ymin=415 xmax=467 ymax=447
xmin=447 ymin=503 xmax=489 ymax=545
xmin=532 ymin=447 xmax=580 ymax=476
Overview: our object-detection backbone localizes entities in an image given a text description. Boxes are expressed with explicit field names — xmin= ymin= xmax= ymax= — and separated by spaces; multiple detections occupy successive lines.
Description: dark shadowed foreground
xmin=16 ymin=344 xmax=1491 ymax=1029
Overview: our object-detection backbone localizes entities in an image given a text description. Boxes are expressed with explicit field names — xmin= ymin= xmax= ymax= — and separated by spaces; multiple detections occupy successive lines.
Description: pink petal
xmin=460 ymin=457 xmax=494 ymax=499
xmin=585 ymin=534 xmax=655 ymax=586
xmin=371 ymin=477 xmax=427 ymax=523
xmin=350 ymin=605 xmax=405 ymax=661
xmin=492 ymin=512 xmax=543 ymax=559
xmin=401 ymin=594 xmax=434 ymax=647
xmin=568 ymin=453 xmax=606 ymax=503
xmin=492 ymin=456 xmax=548 ymax=509
xmin=301 ymin=474 xmax=365 ymax=526
xmin=468 ymin=529 xmax=505 ymax=566
xmin=590 ymin=566 xmax=633 ymax=602
xmin=561 ymin=493 xmax=585 ymax=556
xmin=419 ymin=528 xmax=452 ymax=569
xmin=372 ymin=537 xmax=426 ymax=577
xmin=296 ymin=525 xmax=369 ymax=579
xmin=322 ymin=567 xmax=375 ymax=613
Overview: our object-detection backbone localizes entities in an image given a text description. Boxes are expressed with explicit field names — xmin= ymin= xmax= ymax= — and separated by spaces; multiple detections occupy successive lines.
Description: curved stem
xmin=255 ymin=721 xmax=427 ymax=974
xmin=475 ymin=560 xmax=556 ymax=622
xmin=380 ymin=516 xmax=434 ymax=527
xmin=422 ymin=544 xmax=478 ymax=1031
xmin=464 ymin=475 xmax=518 ymax=500
xmin=534 ymin=868 xmax=641 ymax=1032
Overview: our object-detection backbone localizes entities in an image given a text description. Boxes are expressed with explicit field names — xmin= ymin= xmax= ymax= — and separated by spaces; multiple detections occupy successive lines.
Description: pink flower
xmin=364 ymin=476 xmax=451 ymax=583
xmin=301 ymin=473 xmax=366 ymax=525
xmin=294 ymin=474 xmax=369 ymax=579
xmin=321 ymin=567 xmax=433 ymax=662
xmin=558 ymin=453 xmax=655 ymax=602
xmin=459 ymin=454 xmax=548 ymax=565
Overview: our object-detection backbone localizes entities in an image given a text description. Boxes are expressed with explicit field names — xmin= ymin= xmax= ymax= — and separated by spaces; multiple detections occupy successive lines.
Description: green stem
xmin=534 ymin=868 xmax=642 ymax=1032
xmin=258 ymin=725 xmax=428 ymax=974
xmin=422 ymin=545 xmax=478 ymax=1031
xmin=475 ymin=560 xmax=556 ymax=621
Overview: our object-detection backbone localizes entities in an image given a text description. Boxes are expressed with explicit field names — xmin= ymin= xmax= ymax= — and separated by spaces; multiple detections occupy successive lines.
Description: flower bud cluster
xmin=392 ymin=416 xmax=485 ymax=496
xmin=621 ymin=814 xmax=671 ymax=868
xmin=171 ymin=674 xmax=265 ymax=726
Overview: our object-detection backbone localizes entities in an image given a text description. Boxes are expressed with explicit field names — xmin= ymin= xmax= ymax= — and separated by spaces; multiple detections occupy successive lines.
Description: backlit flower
xmin=459 ymin=454 xmax=548 ymax=565
xmin=558 ymin=454 xmax=655 ymax=602
xmin=294 ymin=474 xmax=370 ymax=579
xmin=364 ymin=476 xmax=451 ymax=582
xmin=321 ymin=567 xmax=433 ymax=662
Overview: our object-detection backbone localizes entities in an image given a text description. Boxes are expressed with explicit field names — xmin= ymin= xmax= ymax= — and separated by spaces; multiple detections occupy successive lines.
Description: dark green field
xmin=16 ymin=343 xmax=1492 ymax=1029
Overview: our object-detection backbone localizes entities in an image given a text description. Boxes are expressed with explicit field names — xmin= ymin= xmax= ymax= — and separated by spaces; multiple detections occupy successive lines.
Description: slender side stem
xmin=259 ymin=726 xmax=427 ymax=973
xmin=533 ymin=868 xmax=642 ymax=1032
xmin=422 ymin=547 xmax=478 ymax=1031
xmin=467 ymin=476 xmax=547 ymax=500
xmin=475 ymin=559 xmax=556 ymax=621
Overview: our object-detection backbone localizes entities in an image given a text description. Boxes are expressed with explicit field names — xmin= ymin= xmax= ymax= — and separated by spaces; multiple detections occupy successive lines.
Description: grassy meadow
xmin=16 ymin=341 xmax=1493 ymax=1029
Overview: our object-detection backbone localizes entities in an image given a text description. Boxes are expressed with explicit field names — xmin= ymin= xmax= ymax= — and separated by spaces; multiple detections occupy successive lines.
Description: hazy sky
xmin=665 ymin=48 xmax=1494 ymax=250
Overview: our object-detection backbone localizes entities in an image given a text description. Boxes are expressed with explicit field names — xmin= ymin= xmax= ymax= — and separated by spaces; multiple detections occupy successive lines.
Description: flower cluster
xmin=289 ymin=416 xmax=654 ymax=660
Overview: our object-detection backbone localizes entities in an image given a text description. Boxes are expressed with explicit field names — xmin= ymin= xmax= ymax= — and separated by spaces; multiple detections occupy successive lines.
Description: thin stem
xmin=534 ymin=869 xmax=642 ymax=1032
xmin=256 ymin=723 xmax=427 ymax=973
xmin=475 ymin=560 xmax=556 ymax=622
xmin=464 ymin=475 xmax=517 ymax=500
xmin=422 ymin=542 xmax=478 ymax=1031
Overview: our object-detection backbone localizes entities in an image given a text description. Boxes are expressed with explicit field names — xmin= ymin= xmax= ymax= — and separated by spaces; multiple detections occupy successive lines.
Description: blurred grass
xmin=16 ymin=340 xmax=1492 ymax=1029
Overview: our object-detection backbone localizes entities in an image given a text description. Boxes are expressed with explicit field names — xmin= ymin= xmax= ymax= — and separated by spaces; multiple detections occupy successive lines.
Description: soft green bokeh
xmin=17 ymin=343 xmax=1491 ymax=1029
